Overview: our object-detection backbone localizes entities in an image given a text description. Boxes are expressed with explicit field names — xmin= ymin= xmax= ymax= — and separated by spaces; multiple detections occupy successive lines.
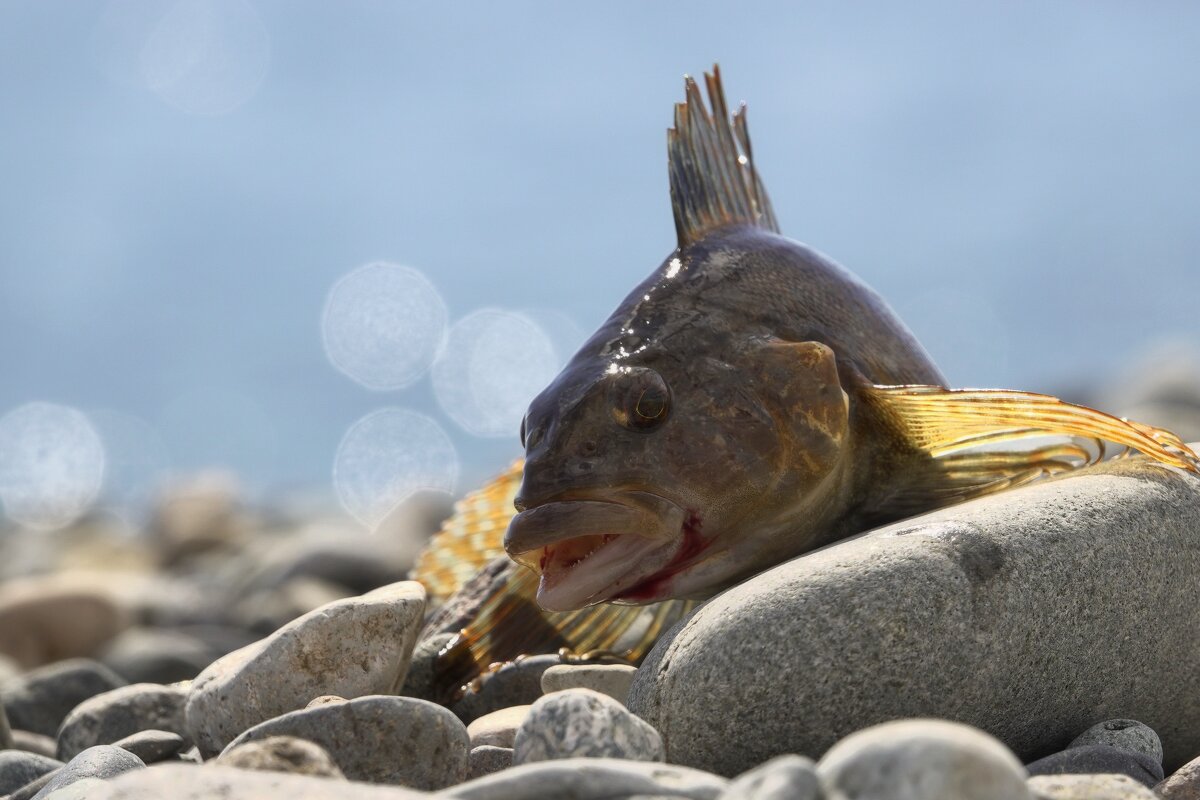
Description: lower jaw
xmin=531 ymin=534 xmax=680 ymax=612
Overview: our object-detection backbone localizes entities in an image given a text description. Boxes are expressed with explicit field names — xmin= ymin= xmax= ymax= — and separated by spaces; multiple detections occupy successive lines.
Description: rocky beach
xmin=0 ymin=439 xmax=1197 ymax=799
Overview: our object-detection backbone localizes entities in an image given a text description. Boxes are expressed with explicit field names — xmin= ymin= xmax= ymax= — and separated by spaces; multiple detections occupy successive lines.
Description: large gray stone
xmin=185 ymin=581 xmax=425 ymax=756
xmin=29 ymin=745 xmax=144 ymax=799
xmin=816 ymin=719 xmax=1029 ymax=800
xmin=629 ymin=458 xmax=1200 ymax=775
xmin=101 ymin=763 xmax=429 ymax=799
xmin=56 ymin=683 xmax=189 ymax=760
xmin=220 ymin=695 xmax=468 ymax=790
xmin=513 ymin=689 xmax=664 ymax=765
xmin=443 ymin=757 xmax=728 ymax=799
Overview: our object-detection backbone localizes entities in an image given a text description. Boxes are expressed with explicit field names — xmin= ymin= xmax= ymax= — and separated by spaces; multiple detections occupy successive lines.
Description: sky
xmin=1 ymin=1 xmax=1198 ymax=526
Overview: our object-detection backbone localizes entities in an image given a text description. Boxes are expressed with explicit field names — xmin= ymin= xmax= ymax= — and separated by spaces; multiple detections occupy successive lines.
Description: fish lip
xmin=502 ymin=490 xmax=688 ymax=611
xmin=503 ymin=490 xmax=685 ymax=557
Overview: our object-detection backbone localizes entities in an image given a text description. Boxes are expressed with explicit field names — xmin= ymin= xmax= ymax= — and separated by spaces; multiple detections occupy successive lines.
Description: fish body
xmin=412 ymin=66 xmax=1198 ymax=696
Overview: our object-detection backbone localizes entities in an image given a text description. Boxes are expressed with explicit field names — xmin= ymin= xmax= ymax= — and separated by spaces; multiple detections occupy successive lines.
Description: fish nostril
xmin=580 ymin=440 xmax=598 ymax=457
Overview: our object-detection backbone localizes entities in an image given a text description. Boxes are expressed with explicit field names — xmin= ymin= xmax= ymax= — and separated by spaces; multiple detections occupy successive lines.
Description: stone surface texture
xmin=817 ymin=719 xmax=1029 ymax=800
xmin=56 ymin=682 xmax=188 ymax=760
xmin=719 ymin=755 xmax=821 ymax=800
xmin=185 ymin=581 xmax=425 ymax=756
xmin=99 ymin=764 xmax=429 ymax=799
xmin=467 ymin=745 xmax=513 ymax=780
xmin=216 ymin=735 xmax=345 ymax=778
xmin=1067 ymin=718 xmax=1163 ymax=763
xmin=1028 ymin=773 xmax=1159 ymax=799
xmin=1 ymin=659 xmax=126 ymax=737
xmin=629 ymin=458 xmax=1200 ymax=775
xmin=540 ymin=664 xmax=638 ymax=704
xmin=443 ymin=757 xmax=728 ymax=799
xmin=220 ymin=694 xmax=468 ymax=790
xmin=1157 ymin=752 xmax=1200 ymax=798
xmin=513 ymin=689 xmax=664 ymax=765
xmin=467 ymin=705 xmax=530 ymax=749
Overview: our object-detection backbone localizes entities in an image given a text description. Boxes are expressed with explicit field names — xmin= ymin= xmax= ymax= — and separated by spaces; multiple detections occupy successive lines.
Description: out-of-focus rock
xmin=0 ymin=577 xmax=130 ymax=669
xmin=467 ymin=706 xmax=530 ymax=749
xmin=0 ymin=752 xmax=62 ymax=795
xmin=719 ymin=755 xmax=821 ymax=800
xmin=230 ymin=576 xmax=353 ymax=635
xmin=28 ymin=745 xmax=144 ymax=799
xmin=98 ymin=627 xmax=218 ymax=684
xmin=443 ymin=758 xmax=728 ymax=799
xmin=540 ymin=664 xmax=638 ymax=704
xmin=1 ymin=659 xmax=126 ymax=736
xmin=1098 ymin=340 xmax=1200 ymax=442
xmin=1028 ymin=772 xmax=1159 ymax=798
xmin=110 ymin=730 xmax=186 ymax=764
xmin=467 ymin=745 xmax=512 ymax=780
xmin=101 ymin=763 xmax=429 ymax=799
xmin=149 ymin=473 xmax=247 ymax=566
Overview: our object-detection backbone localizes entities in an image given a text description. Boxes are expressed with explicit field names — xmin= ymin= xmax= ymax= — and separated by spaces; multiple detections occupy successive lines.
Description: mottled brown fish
xmin=412 ymin=66 xmax=1199 ymax=698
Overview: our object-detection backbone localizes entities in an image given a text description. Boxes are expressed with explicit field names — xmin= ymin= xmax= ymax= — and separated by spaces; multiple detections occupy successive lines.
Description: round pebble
xmin=1067 ymin=718 xmax=1163 ymax=764
xmin=216 ymin=736 xmax=345 ymax=778
xmin=467 ymin=745 xmax=513 ymax=780
xmin=721 ymin=755 xmax=821 ymax=800
xmin=0 ymin=751 xmax=62 ymax=795
xmin=220 ymin=695 xmax=468 ymax=790
xmin=56 ymin=683 xmax=189 ymax=760
xmin=817 ymin=719 xmax=1031 ymax=800
xmin=111 ymin=730 xmax=186 ymax=764
xmin=513 ymin=689 xmax=664 ymax=765
xmin=540 ymin=664 xmax=638 ymax=704
xmin=467 ymin=706 xmax=530 ymax=749
xmin=1 ymin=659 xmax=126 ymax=737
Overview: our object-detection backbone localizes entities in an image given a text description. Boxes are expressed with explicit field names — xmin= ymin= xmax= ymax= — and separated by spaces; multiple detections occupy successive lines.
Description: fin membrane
xmin=866 ymin=385 xmax=1200 ymax=514
xmin=410 ymin=461 xmax=694 ymax=701
xmin=669 ymin=64 xmax=779 ymax=248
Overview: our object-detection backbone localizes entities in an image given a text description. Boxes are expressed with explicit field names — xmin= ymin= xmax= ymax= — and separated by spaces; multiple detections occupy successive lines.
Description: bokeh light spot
xmin=138 ymin=0 xmax=271 ymax=115
xmin=433 ymin=309 xmax=560 ymax=438
xmin=0 ymin=403 xmax=106 ymax=531
xmin=322 ymin=262 xmax=449 ymax=391
xmin=333 ymin=408 xmax=458 ymax=531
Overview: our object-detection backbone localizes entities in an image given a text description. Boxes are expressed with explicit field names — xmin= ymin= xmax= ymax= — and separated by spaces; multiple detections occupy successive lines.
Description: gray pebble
xmin=513 ymin=689 xmax=664 ymax=765
xmin=111 ymin=730 xmax=186 ymax=763
xmin=221 ymin=694 xmax=467 ymax=790
xmin=1067 ymin=718 xmax=1163 ymax=764
xmin=1 ymin=659 xmax=126 ymax=736
xmin=216 ymin=735 xmax=344 ymax=778
xmin=467 ymin=745 xmax=513 ymax=780
xmin=56 ymin=682 xmax=189 ymax=760
xmin=445 ymin=757 xmax=728 ymax=800
xmin=0 ymin=751 xmax=63 ymax=795
xmin=1028 ymin=773 xmax=1159 ymax=799
xmin=29 ymin=745 xmax=144 ymax=799
xmin=1026 ymin=744 xmax=1162 ymax=787
xmin=452 ymin=654 xmax=562 ymax=725
xmin=817 ymin=719 xmax=1031 ymax=800
xmin=185 ymin=581 xmax=425 ymax=757
xmin=721 ymin=755 xmax=822 ymax=800
xmin=540 ymin=664 xmax=638 ymax=704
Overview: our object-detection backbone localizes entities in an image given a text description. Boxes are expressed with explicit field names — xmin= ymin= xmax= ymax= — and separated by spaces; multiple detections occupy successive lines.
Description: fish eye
xmin=610 ymin=368 xmax=671 ymax=431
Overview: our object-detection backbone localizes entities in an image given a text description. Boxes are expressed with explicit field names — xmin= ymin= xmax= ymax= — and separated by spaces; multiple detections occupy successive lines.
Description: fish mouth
xmin=504 ymin=492 xmax=686 ymax=612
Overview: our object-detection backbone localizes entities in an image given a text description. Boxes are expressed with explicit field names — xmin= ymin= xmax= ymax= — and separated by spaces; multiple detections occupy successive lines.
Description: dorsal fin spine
xmin=669 ymin=64 xmax=780 ymax=248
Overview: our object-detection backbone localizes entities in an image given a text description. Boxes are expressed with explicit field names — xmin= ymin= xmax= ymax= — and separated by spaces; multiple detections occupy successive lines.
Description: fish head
xmin=505 ymin=294 xmax=851 ymax=611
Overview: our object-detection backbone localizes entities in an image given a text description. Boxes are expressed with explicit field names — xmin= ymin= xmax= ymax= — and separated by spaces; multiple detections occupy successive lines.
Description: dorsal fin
xmin=668 ymin=64 xmax=779 ymax=248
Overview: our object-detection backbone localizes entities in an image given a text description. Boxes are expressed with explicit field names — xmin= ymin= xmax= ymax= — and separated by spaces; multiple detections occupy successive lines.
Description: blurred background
xmin=1 ymin=1 xmax=1199 ymax=537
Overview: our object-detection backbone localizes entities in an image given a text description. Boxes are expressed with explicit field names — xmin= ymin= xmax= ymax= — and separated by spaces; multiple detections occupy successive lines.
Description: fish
xmin=411 ymin=66 xmax=1200 ymax=701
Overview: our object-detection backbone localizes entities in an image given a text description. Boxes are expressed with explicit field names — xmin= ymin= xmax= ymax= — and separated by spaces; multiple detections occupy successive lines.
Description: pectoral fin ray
xmin=864 ymin=384 xmax=1200 ymax=516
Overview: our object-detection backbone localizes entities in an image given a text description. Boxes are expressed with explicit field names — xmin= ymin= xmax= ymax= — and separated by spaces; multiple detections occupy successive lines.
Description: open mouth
xmin=504 ymin=493 xmax=686 ymax=611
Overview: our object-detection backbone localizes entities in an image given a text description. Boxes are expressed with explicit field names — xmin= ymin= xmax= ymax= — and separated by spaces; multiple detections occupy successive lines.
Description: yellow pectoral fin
xmin=411 ymin=460 xmax=524 ymax=607
xmin=867 ymin=385 xmax=1200 ymax=474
